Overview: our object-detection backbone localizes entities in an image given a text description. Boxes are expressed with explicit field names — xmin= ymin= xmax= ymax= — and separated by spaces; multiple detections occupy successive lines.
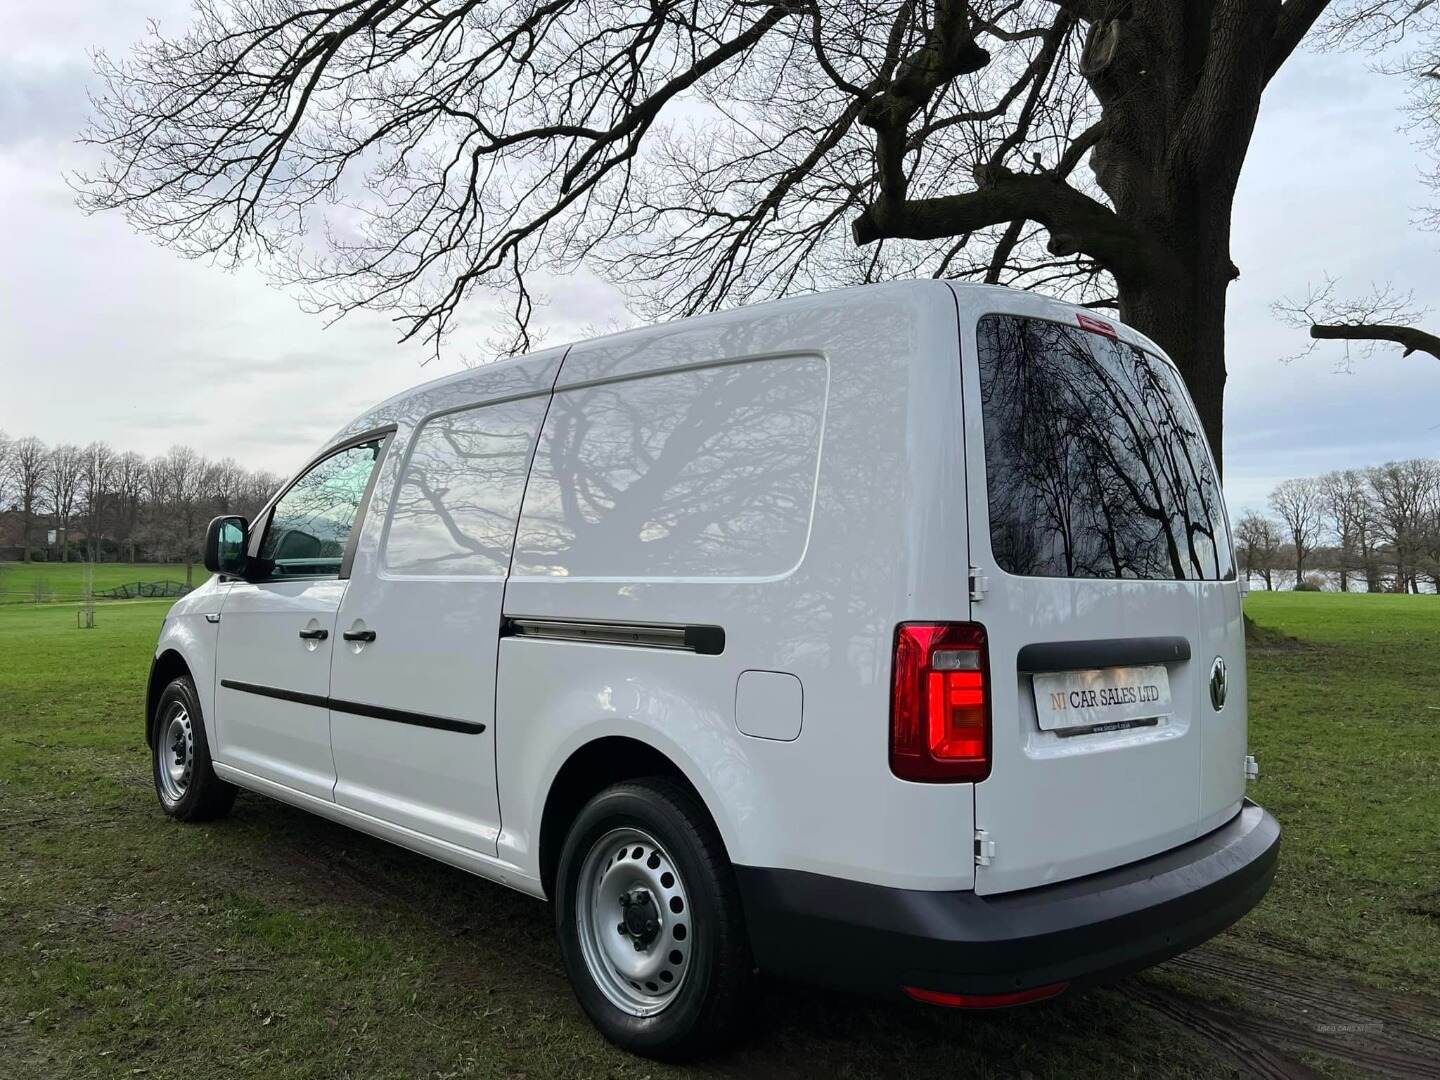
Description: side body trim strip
xmin=501 ymin=617 xmax=725 ymax=656
xmin=219 ymin=679 xmax=486 ymax=734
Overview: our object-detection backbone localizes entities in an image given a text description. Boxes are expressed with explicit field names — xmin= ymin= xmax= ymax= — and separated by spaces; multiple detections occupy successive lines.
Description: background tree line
xmin=0 ymin=429 xmax=281 ymax=584
xmin=1237 ymin=459 xmax=1440 ymax=594
xmin=6 ymin=425 xmax=1434 ymax=594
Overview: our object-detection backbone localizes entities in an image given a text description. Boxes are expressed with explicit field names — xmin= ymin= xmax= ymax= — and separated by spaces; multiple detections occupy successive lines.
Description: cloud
xmin=0 ymin=58 xmax=92 ymax=146
xmin=0 ymin=143 xmax=626 ymax=479
xmin=1219 ymin=43 xmax=1440 ymax=510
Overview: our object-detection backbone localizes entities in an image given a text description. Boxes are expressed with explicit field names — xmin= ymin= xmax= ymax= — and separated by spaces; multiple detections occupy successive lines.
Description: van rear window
xmin=977 ymin=314 xmax=1233 ymax=581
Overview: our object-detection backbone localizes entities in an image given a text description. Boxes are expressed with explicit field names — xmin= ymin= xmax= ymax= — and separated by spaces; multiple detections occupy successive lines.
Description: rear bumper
xmin=734 ymin=800 xmax=1279 ymax=1000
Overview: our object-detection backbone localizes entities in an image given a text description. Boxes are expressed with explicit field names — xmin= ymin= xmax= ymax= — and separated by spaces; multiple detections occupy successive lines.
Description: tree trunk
xmin=1118 ymin=266 xmax=1229 ymax=470
xmin=1080 ymin=2 xmax=1277 ymax=476
xmin=1261 ymin=568 xmax=1272 ymax=590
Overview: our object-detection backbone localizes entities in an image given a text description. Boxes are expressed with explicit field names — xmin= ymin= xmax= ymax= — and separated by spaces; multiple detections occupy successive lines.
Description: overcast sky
xmin=2 ymin=2 xmax=1437 ymax=515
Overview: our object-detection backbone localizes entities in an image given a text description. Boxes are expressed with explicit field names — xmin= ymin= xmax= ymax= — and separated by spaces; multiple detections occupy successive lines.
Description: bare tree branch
xmin=1310 ymin=321 xmax=1440 ymax=358
xmin=1275 ymin=277 xmax=1440 ymax=364
xmin=76 ymin=0 xmax=1436 ymax=472
xmin=854 ymin=166 xmax=1178 ymax=285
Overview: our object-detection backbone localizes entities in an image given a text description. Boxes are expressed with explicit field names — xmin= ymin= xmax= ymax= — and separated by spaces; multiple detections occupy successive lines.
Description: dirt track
xmin=272 ymin=805 xmax=1440 ymax=1079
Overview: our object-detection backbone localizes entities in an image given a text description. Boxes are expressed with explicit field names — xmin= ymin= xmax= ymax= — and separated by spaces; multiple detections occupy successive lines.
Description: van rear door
xmin=960 ymin=310 xmax=1236 ymax=895
xmin=1195 ymin=579 xmax=1248 ymax=831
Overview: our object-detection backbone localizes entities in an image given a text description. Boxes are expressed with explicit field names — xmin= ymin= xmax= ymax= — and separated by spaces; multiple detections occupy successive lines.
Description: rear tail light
xmin=890 ymin=623 xmax=991 ymax=782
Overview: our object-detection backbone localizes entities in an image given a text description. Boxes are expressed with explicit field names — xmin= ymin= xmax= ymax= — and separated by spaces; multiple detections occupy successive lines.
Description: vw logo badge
xmin=1209 ymin=656 xmax=1228 ymax=711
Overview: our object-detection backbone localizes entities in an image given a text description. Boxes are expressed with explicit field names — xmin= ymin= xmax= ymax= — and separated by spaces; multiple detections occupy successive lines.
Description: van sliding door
xmin=327 ymin=392 xmax=552 ymax=856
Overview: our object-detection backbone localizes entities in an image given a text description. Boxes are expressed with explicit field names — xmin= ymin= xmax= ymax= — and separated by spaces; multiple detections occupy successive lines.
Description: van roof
xmin=327 ymin=279 xmax=1163 ymax=453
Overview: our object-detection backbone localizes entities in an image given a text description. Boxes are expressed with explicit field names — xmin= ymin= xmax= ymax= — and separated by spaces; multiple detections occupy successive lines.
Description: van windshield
xmin=977 ymin=314 xmax=1233 ymax=581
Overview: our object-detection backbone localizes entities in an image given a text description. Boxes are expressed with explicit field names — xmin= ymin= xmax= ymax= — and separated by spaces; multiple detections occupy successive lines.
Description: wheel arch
xmin=537 ymin=736 xmax=725 ymax=900
xmin=145 ymin=649 xmax=193 ymax=748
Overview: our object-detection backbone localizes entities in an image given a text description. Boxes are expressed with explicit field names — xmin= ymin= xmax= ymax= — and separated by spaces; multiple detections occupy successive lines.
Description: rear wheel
xmin=555 ymin=778 xmax=751 ymax=1059
xmin=151 ymin=676 xmax=235 ymax=822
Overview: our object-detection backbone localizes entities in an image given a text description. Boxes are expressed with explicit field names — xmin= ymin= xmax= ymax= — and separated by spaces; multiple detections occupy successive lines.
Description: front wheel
xmin=555 ymin=778 xmax=751 ymax=1059
xmin=151 ymin=676 xmax=236 ymax=822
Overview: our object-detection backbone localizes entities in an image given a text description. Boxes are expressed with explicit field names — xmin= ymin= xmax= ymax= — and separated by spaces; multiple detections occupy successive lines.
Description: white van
xmin=148 ymin=280 xmax=1279 ymax=1058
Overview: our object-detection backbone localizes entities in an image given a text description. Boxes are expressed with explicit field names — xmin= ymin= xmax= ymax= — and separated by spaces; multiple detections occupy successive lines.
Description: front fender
xmin=145 ymin=584 xmax=227 ymax=748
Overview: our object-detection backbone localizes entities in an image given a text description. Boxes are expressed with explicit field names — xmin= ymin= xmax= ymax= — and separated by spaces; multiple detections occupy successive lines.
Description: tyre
xmin=555 ymin=777 xmax=752 ymax=1059
xmin=151 ymin=675 xmax=236 ymax=822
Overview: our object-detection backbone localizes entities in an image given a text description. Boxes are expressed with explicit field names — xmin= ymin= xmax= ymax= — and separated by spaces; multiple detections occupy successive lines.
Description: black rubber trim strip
xmin=1016 ymin=635 xmax=1190 ymax=673
xmin=143 ymin=654 xmax=162 ymax=748
xmin=502 ymin=617 xmax=725 ymax=656
xmin=329 ymin=696 xmax=485 ymax=734
xmin=219 ymin=679 xmax=485 ymax=734
xmin=682 ymin=624 xmax=726 ymax=655
xmin=220 ymin=679 xmax=327 ymax=709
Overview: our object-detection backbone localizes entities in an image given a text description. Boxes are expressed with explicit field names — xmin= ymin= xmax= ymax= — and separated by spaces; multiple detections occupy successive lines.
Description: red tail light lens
xmin=1076 ymin=312 xmax=1118 ymax=338
xmin=890 ymin=623 xmax=991 ymax=782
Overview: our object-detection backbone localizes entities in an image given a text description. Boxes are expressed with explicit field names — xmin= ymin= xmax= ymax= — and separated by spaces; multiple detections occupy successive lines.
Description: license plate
xmin=1031 ymin=665 xmax=1172 ymax=733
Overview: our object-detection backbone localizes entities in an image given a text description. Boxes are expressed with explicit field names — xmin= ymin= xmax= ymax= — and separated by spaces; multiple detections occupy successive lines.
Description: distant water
xmin=1243 ymin=569 xmax=1438 ymax=594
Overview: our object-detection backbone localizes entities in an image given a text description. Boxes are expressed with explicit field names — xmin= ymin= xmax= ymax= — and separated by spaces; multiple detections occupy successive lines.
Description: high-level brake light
xmin=890 ymin=623 xmax=991 ymax=782
xmin=1075 ymin=312 xmax=1118 ymax=338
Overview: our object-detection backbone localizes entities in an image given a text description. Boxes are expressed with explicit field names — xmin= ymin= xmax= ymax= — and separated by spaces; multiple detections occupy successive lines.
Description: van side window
xmin=512 ymin=356 xmax=826 ymax=579
xmin=255 ymin=438 xmax=384 ymax=579
xmin=384 ymin=396 xmax=549 ymax=576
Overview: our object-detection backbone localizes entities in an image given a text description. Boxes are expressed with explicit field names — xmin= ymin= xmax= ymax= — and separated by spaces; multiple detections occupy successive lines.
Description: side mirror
xmin=204 ymin=516 xmax=249 ymax=576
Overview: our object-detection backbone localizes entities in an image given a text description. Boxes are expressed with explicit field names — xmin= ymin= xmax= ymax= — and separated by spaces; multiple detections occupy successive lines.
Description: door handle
xmin=343 ymin=629 xmax=377 ymax=643
xmin=298 ymin=628 xmax=329 ymax=641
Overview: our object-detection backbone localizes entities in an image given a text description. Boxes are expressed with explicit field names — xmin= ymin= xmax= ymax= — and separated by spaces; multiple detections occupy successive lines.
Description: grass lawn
xmin=1241 ymin=593 xmax=1440 ymax=990
xmin=0 ymin=562 xmax=206 ymax=605
xmin=0 ymin=593 xmax=1436 ymax=1078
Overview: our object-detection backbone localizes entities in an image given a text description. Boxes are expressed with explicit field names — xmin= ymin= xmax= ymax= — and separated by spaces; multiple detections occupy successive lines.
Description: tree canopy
xmin=78 ymin=1 xmax=1432 ymax=467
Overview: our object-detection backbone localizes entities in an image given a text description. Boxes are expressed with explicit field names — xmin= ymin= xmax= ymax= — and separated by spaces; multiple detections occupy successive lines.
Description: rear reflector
xmin=890 ymin=623 xmax=990 ymax=782
xmin=903 ymin=982 xmax=1069 ymax=1009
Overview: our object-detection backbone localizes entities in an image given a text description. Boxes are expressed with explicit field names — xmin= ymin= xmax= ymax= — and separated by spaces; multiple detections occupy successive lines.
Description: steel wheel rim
xmin=575 ymin=827 xmax=694 ymax=1017
xmin=158 ymin=703 xmax=194 ymax=804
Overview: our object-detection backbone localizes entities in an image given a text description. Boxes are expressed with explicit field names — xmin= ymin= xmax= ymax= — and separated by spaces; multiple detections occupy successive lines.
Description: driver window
xmin=256 ymin=438 xmax=384 ymax=579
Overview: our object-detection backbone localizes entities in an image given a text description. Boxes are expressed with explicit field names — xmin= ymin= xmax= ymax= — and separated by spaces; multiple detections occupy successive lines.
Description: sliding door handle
xmin=298 ymin=628 xmax=329 ymax=641
xmin=342 ymin=629 xmax=377 ymax=643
